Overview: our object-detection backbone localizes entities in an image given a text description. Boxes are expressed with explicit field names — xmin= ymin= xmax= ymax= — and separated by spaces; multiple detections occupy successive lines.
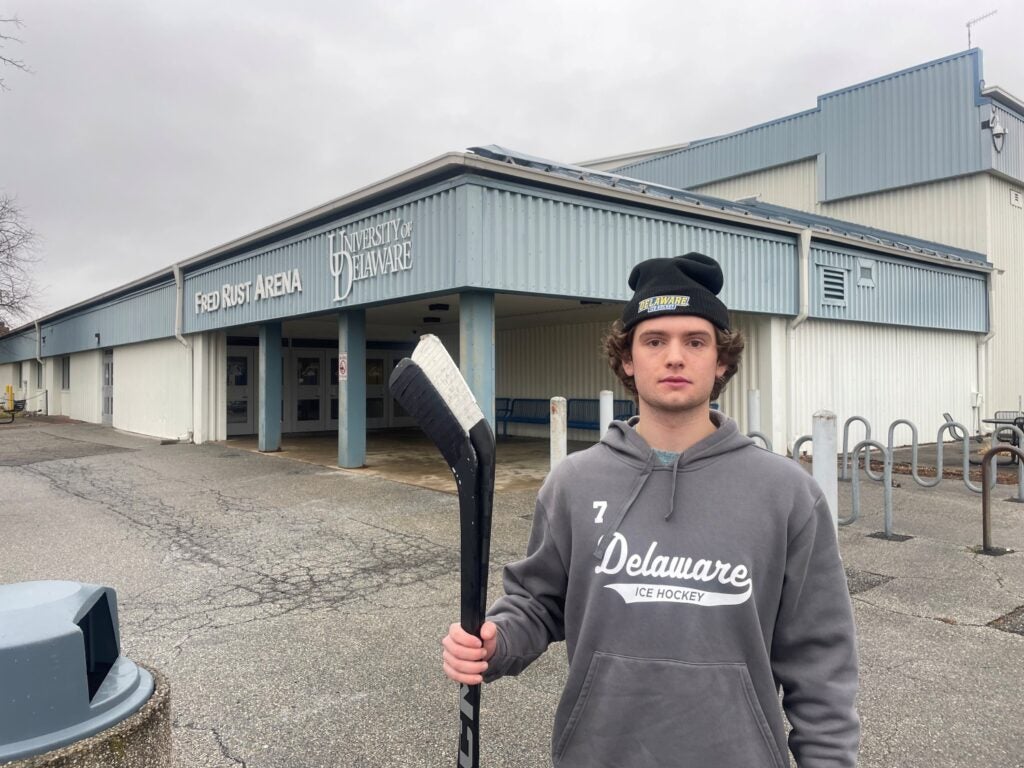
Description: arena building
xmin=1 ymin=49 xmax=1016 ymax=466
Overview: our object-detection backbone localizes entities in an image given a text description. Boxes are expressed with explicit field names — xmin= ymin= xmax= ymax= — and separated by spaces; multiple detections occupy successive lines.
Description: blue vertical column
xmin=459 ymin=291 xmax=495 ymax=429
xmin=338 ymin=309 xmax=366 ymax=468
xmin=258 ymin=322 xmax=282 ymax=452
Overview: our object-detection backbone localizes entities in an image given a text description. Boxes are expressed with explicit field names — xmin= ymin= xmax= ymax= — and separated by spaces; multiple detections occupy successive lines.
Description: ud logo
xmin=327 ymin=218 xmax=415 ymax=304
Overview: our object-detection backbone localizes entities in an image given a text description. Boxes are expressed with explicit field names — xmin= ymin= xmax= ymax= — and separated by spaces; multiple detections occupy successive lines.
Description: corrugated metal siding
xmin=986 ymin=175 xmax=1024 ymax=411
xmin=614 ymin=110 xmax=820 ymax=190
xmin=991 ymin=105 xmax=1024 ymax=185
xmin=791 ymin=319 xmax=978 ymax=443
xmin=496 ymin=319 xmax=630 ymax=441
xmin=41 ymin=282 xmax=177 ymax=358
xmin=714 ymin=313 xmax=761 ymax=433
xmin=0 ymin=329 xmax=38 ymax=364
xmin=819 ymin=52 xmax=983 ymax=201
xmin=472 ymin=182 xmax=799 ymax=315
xmin=810 ymin=246 xmax=986 ymax=331
xmin=186 ymin=186 xmax=460 ymax=332
xmin=495 ymin=313 xmax=763 ymax=439
xmin=691 ymin=159 xmax=819 ymax=211
xmin=696 ymin=163 xmax=990 ymax=254
xmin=820 ymin=174 xmax=990 ymax=253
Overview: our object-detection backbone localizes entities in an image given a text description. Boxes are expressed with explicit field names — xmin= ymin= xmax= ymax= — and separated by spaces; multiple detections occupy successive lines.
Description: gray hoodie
xmin=485 ymin=413 xmax=859 ymax=767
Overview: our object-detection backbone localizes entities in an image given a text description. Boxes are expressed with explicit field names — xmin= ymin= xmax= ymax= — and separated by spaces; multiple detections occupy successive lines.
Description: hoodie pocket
xmin=554 ymin=652 xmax=784 ymax=768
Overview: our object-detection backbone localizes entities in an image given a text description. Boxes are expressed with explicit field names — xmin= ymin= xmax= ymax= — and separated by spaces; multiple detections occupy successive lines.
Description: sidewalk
xmin=0 ymin=421 xmax=1021 ymax=766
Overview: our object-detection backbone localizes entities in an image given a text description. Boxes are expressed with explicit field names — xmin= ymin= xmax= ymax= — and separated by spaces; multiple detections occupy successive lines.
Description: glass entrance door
xmin=294 ymin=353 xmax=325 ymax=431
xmin=365 ymin=355 xmax=386 ymax=429
xmin=387 ymin=354 xmax=416 ymax=428
xmin=101 ymin=350 xmax=114 ymax=426
xmin=226 ymin=348 xmax=256 ymax=436
xmin=328 ymin=355 xmax=339 ymax=430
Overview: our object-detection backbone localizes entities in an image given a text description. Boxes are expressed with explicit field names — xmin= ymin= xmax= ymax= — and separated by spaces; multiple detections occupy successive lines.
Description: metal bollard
xmin=747 ymin=389 xmax=761 ymax=435
xmin=599 ymin=390 xmax=613 ymax=439
xmin=550 ymin=397 xmax=567 ymax=471
xmin=979 ymin=445 xmax=1023 ymax=555
xmin=813 ymin=411 xmax=839 ymax=534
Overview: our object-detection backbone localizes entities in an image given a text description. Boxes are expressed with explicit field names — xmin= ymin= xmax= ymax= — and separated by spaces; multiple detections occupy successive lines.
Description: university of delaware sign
xmin=328 ymin=217 xmax=414 ymax=303
xmin=194 ymin=269 xmax=303 ymax=314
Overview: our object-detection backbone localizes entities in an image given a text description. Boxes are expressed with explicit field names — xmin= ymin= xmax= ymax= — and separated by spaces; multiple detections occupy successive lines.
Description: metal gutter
xmin=982 ymin=86 xmax=1024 ymax=117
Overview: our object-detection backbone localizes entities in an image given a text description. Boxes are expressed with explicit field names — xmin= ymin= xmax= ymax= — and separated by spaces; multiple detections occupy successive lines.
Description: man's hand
xmin=441 ymin=621 xmax=498 ymax=685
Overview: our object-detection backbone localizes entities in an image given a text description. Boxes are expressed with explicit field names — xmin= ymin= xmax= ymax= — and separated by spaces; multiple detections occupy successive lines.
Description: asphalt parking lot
xmin=2 ymin=420 xmax=1023 ymax=767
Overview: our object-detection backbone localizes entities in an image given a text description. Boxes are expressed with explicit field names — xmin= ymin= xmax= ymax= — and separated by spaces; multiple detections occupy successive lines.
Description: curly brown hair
xmin=602 ymin=318 xmax=745 ymax=403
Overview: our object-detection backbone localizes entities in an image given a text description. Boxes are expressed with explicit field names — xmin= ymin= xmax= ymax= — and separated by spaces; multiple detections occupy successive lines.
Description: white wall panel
xmin=496 ymin=319 xmax=630 ymax=442
xmin=496 ymin=313 xmax=766 ymax=442
xmin=58 ymin=351 xmax=102 ymax=423
xmin=694 ymin=163 xmax=989 ymax=254
xmin=192 ymin=331 xmax=227 ymax=444
xmin=790 ymin=319 xmax=978 ymax=450
xmin=986 ymin=176 xmax=1024 ymax=412
xmin=0 ymin=363 xmax=15 ymax=391
xmin=113 ymin=338 xmax=192 ymax=440
xmin=691 ymin=160 xmax=819 ymax=211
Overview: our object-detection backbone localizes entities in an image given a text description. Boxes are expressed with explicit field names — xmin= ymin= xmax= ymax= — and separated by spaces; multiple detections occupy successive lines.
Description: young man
xmin=443 ymin=253 xmax=860 ymax=767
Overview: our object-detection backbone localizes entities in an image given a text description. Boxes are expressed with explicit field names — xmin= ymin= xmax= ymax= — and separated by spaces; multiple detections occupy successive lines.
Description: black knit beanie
xmin=621 ymin=252 xmax=730 ymax=332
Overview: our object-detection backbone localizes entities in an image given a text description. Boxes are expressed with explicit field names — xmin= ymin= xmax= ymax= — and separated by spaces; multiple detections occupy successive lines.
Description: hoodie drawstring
xmin=593 ymin=455 xmax=655 ymax=560
xmin=666 ymin=458 xmax=681 ymax=520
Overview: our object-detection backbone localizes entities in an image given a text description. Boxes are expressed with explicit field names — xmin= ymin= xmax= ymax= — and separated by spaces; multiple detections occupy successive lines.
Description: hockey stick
xmin=388 ymin=335 xmax=495 ymax=768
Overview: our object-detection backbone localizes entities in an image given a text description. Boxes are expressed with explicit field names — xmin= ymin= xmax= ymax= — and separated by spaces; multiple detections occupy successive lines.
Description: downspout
xmin=787 ymin=228 xmax=812 ymax=452
xmin=173 ymin=264 xmax=195 ymax=443
xmin=35 ymin=320 xmax=46 ymax=414
xmin=976 ymin=270 xmax=996 ymax=435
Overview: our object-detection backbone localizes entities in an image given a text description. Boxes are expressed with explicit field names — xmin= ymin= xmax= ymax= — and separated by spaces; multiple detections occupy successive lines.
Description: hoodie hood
xmin=593 ymin=411 xmax=754 ymax=559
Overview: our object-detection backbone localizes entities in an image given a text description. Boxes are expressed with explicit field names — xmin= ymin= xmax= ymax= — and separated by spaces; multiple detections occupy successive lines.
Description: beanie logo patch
xmin=638 ymin=295 xmax=691 ymax=314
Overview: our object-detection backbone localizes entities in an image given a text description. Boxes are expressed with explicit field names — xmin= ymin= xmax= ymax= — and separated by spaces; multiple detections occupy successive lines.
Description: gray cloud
xmin=2 ymin=0 xmax=1021 ymax=317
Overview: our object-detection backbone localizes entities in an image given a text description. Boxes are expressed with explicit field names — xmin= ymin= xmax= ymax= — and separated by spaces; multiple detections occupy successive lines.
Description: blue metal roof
xmin=469 ymin=145 xmax=989 ymax=268
xmin=612 ymin=49 xmax=1023 ymax=200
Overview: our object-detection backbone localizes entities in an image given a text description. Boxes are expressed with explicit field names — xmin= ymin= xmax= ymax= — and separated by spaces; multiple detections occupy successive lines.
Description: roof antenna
xmin=966 ymin=9 xmax=997 ymax=49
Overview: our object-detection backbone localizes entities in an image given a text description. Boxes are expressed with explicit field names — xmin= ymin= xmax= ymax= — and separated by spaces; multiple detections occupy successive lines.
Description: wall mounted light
xmin=992 ymin=120 xmax=1007 ymax=153
xmin=983 ymin=111 xmax=1007 ymax=153
xmin=95 ymin=333 xmax=101 ymax=346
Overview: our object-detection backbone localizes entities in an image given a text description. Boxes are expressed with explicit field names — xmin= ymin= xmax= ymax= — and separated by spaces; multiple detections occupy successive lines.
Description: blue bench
xmin=496 ymin=398 xmax=550 ymax=436
xmin=567 ymin=398 xmax=635 ymax=430
xmin=495 ymin=397 xmax=635 ymax=435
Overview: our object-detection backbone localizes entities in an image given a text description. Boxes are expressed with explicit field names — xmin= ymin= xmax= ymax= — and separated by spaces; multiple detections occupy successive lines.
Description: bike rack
xmin=847 ymin=439 xmax=895 ymax=534
xmin=841 ymin=416 xmax=877 ymax=481
xmin=979 ymin=445 xmax=1024 ymax=555
xmin=747 ymin=431 xmax=772 ymax=451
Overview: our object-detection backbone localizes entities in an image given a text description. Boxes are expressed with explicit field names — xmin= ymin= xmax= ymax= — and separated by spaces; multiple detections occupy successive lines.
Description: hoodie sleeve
xmin=483 ymin=496 xmax=569 ymax=681
xmin=772 ymin=494 xmax=860 ymax=768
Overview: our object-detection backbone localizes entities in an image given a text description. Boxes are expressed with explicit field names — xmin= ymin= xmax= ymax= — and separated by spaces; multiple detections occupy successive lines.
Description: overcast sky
xmin=2 ymin=0 xmax=1022 ymax=320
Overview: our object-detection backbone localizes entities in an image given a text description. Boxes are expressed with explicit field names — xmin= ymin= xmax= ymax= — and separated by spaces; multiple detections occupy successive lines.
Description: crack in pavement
xmin=20 ymin=453 xmax=461 ymax=644
xmin=852 ymin=595 xmax=989 ymax=629
xmin=174 ymin=720 xmax=248 ymax=767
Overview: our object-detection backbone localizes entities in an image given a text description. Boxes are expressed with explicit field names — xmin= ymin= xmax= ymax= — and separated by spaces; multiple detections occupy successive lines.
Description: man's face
xmin=623 ymin=314 xmax=726 ymax=416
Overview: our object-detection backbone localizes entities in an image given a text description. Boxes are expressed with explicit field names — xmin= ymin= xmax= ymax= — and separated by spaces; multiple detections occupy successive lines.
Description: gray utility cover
xmin=0 ymin=580 xmax=154 ymax=762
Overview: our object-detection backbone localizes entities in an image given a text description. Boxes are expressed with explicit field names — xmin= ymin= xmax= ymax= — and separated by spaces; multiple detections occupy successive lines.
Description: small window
xmin=61 ymin=356 xmax=71 ymax=390
xmin=857 ymin=258 xmax=876 ymax=288
xmin=820 ymin=266 xmax=848 ymax=306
